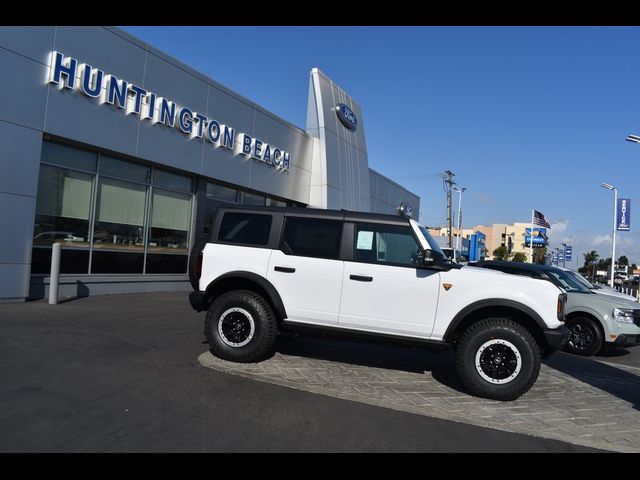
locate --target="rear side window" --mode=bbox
[281,217,342,259]
[218,212,272,246]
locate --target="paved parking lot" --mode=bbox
[200,331,640,452]
[1,291,638,452]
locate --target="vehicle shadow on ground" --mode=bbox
[269,333,467,393]
[543,352,640,411]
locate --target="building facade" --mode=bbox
[0,26,419,302]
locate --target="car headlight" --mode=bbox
[613,308,636,324]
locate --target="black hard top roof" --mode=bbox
[216,205,413,226]
[472,260,561,272]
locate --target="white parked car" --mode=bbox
[188,207,570,401]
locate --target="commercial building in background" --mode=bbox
[430,223,544,262]
[475,223,546,262]
[0,26,419,302]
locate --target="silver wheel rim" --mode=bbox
[475,339,522,384]
[218,307,255,348]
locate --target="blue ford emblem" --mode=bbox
[336,103,357,131]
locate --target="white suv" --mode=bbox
[189,207,569,401]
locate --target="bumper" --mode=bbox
[544,325,570,351]
[189,291,207,312]
[612,334,640,347]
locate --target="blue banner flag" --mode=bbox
[617,198,631,231]
[565,245,572,262]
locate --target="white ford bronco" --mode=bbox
[189,206,569,401]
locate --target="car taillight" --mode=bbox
[195,254,203,279]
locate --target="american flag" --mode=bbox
[533,210,551,229]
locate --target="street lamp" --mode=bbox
[601,182,617,288]
[453,187,467,253]
[625,134,640,144]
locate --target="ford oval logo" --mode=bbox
[336,103,357,131]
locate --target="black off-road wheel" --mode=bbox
[564,316,603,357]
[455,318,541,401]
[205,290,277,363]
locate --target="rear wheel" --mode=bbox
[564,316,603,356]
[205,290,277,363]
[456,318,540,401]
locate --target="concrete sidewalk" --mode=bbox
[0,292,610,452]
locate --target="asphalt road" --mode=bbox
[594,343,640,369]
[0,292,606,452]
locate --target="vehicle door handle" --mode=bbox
[274,266,296,273]
[350,275,373,282]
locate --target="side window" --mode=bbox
[354,223,421,268]
[218,212,272,246]
[281,217,342,259]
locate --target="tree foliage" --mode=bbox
[512,252,527,262]
[493,245,508,260]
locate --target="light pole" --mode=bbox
[561,243,567,268]
[601,182,617,288]
[453,187,467,252]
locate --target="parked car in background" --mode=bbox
[469,261,640,356]
[561,268,638,303]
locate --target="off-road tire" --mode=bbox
[188,234,210,290]
[205,290,277,363]
[455,318,541,401]
[564,316,603,357]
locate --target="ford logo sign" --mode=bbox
[336,103,358,131]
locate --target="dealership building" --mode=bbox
[0,26,420,303]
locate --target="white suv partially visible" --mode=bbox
[188,207,569,401]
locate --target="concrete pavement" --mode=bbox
[0,292,616,452]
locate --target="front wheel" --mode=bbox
[564,316,603,356]
[455,318,541,401]
[205,290,277,363]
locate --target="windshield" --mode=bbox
[545,269,592,293]
[417,225,446,256]
[565,270,595,289]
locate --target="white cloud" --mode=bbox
[593,234,611,246]
[550,219,568,234]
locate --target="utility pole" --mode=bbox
[443,170,456,248]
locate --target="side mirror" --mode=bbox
[421,249,445,268]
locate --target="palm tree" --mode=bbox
[583,250,600,282]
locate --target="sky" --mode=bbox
[121,26,640,268]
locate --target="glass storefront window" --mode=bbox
[267,197,287,207]
[241,191,266,206]
[41,141,97,172]
[32,140,231,277]
[206,182,238,203]
[100,155,150,184]
[147,189,192,254]
[33,164,93,249]
[93,177,147,251]
[154,169,192,193]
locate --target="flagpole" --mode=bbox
[530,209,534,263]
